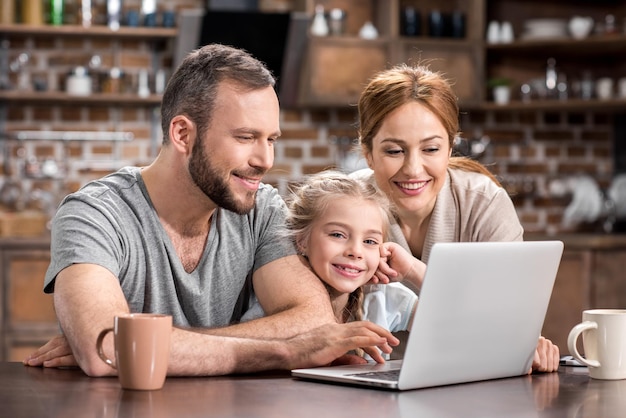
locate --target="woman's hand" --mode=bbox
[529,336,560,373]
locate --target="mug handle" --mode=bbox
[96,327,116,369]
[567,321,601,368]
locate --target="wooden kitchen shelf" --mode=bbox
[0,23,177,39]
[470,98,626,112]
[487,34,626,56]
[0,90,163,105]
[485,0,626,107]
[297,0,485,107]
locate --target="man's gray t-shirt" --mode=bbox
[44,167,295,327]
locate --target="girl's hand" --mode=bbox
[370,242,426,291]
[371,253,398,284]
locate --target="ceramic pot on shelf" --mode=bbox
[493,85,511,105]
[568,16,594,39]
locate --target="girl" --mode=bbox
[242,170,417,336]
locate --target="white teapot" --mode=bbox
[568,16,594,39]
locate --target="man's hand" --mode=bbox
[23,334,78,368]
[285,321,399,369]
[529,336,560,373]
[330,353,370,366]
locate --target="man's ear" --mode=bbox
[169,115,196,156]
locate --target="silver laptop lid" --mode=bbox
[397,241,563,390]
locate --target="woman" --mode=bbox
[351,63,559,372]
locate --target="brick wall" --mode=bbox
[270,107,616,236]
[461,109,614,235]
[0,0,617,235]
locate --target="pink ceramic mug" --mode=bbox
[97,313,172,390]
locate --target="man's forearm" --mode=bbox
[166,328,290,376]
[188,302,336,339]
[168,321,399,376]
[168,296,338,375]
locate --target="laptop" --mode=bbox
[292,240,564,391]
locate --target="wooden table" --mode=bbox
[0,362,623,417]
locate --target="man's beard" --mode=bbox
[188,140,263,215]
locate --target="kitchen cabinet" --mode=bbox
[391,0,485,106]
[533,235,626,355]
[298,0,626,109]
[299,36,389,106]
[0,23,177,146]
[297,0,485,107]
[484,0,626,109]
[0,23,177,103]
[0,23,178,200]
[2,233,626,361]
[0,237,55,361]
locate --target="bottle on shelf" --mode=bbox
[141,0,157,27]
[579,71,594,100]
[545,58,557,99]
[0,0,15,24]
[328,8,346,36]
[23,0,44,25]
[557,73,568,101]
[310,5,329,37]
[400,7,420,37]
[50,0,64,26]
[107,0,122,30]
[137,69,150,97]
[80,0,92,27]
[103,67,123,94]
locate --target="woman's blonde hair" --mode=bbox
[286,170,393,323]
[357,63,501,186]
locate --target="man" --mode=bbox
[24,44,397,376]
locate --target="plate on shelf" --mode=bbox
[524,18,568,29]
[520,32,569,41]
[522,18,568,39]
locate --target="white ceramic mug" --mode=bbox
[567,309,626,380]
[499,21,514,43]
[486,21,500,43]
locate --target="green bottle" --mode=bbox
[50,0,64,25]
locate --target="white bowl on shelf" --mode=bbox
[568,16,594,40]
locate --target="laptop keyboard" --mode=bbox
[347,369,401,381]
